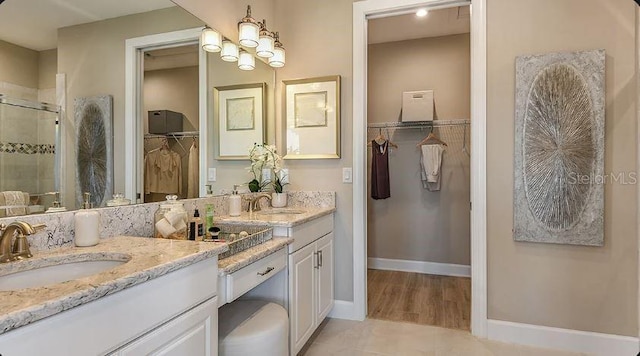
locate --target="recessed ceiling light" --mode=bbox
[416,9,428,17]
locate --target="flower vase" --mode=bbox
[271,193,287,208]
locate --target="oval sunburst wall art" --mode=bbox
[513,50,605,246]
[74,96,113,209]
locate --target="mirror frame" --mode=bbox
[124,27,209,203]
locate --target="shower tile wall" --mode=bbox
[0,82,56,200]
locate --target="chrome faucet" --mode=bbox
[247,193,272,213]
[0,221,45,263]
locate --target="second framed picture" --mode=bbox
[214,83,266,160]
[283,76,341,159]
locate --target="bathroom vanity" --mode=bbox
[0,193,335,356]
[217,207,335,355]
[0,237,227,355]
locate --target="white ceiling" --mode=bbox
[0,0,176,51]
[368,6,470,45]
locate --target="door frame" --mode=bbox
[124,27,209,203]
[351,0,488,337]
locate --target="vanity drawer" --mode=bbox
[288,213,334,253]
[226,249,287,303]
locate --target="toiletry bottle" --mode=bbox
[74,192,100,247]
[205,204,214,237]
[229,185,242,216]
[192,205,204,240]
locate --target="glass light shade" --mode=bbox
[256,34,275,58]
[220,41,239,62]
[239,22,260,48]
[201,27,222,52]
[269,46,285,68]
[238,51,255,71]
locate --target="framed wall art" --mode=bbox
[215,82,266,160]
[283,76,340,159]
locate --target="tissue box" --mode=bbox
[402,90,433,122]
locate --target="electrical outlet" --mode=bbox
[208,168,216,182]
[342,167,353,183]
[280,168,290,184]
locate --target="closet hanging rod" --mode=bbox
[367,119,470,129]
[144,131,200,139]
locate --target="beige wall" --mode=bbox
[367,34,470,265]
[172,0,274,44]
[144,66,200,132]
[0,39,39,89]
[273,0,355,301]
[487,0,637,336]
[38,49,57,90]
[175,0,639,335]
[57,7,203,208]
[368,34,470,122]
[206,53,276,193]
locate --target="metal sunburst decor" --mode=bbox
[523,63,595,230]
[514,50,605,246]
[74,96,113,208]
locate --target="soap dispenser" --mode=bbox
[229,185,242,216]
[74,192,100,247]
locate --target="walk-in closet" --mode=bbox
[366,5,472,331]
[142,45,200,202]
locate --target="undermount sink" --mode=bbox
[0,253,131,291]
[256,209,306,216]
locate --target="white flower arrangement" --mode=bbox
[247,143,286,192]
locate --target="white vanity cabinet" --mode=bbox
[0,257,219,356]
[285,214,334,355]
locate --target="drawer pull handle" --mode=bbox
[257,267,275,276]
[318,250,323,267]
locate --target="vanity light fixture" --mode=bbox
[416,8,429,17]
[269,32,285,68]
[220,39,239,62]
[201,26,222,52]
[238,5,260,48]
[238,50,255,71]
[256,20,275,58]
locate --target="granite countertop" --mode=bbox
[216,206,336,227]
[0,236,227,335]
[218,237,293,275]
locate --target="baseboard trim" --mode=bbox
[487,319,638,356]
[328,300,362,320]
[367,257,471,277]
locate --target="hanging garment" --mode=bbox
[371,140,391,199]
[187,142,199,198]
[420,144,445,192]
[145,148,182,195]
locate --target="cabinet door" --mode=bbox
[316,233,334,324]
[289,243,316,355]
[113,297,218,356]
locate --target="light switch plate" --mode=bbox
[262,168,272,182]
[280,168,290,184]
[208,168,216,182]
[342,167,353,183]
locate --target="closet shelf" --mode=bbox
[144,131,199,139]
[367,119,469,129]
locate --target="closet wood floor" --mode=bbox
[367,269,471,331]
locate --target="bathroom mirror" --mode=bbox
[0,0,275,216]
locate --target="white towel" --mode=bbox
[420,145,444,191]
[2,191,28,216]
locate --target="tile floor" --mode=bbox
[301,318,584,356]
